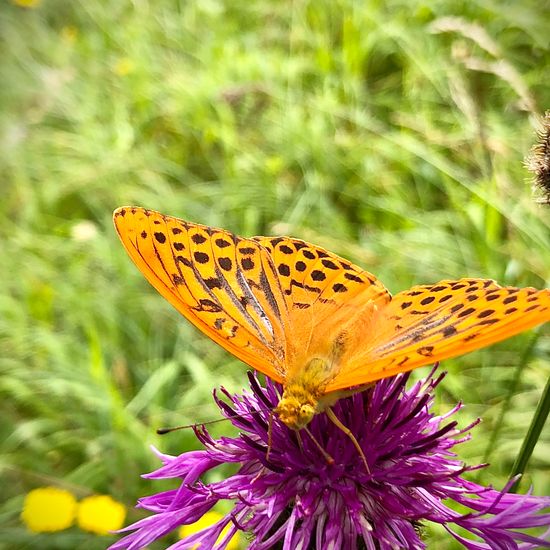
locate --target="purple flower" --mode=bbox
[110,369,550,549]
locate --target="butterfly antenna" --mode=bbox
[156,410,262,435]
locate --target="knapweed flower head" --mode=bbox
[110,369,550,549]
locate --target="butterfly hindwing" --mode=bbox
[113,207,288,382]
[253,235,392,381]
[326,278,550,391]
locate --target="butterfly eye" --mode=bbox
[299,404,315,424]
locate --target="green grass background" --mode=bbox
[1,0,549,548]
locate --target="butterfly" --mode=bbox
[113,206,550,434]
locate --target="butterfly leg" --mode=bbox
[325,407,370,473]
[303,426,335,466]
[266,410,274,463]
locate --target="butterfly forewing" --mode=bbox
[326,278,550,391]
[252,236,390,314]
[113,207,288,381]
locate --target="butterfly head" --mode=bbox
[274,357,333,429]
[274,394,317,430]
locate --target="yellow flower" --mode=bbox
[114,58,135,76]
[21,487,77,533]
[12,0,41,7]
[76,495,126,535]
[179,511,241,550]
[61,26,78,44]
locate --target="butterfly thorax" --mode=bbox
[274,357,331,430]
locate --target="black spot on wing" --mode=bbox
[191,233,207,244]
[321,259,338,270]
[278,264,290,276]
[198,299,223,313]
[417,346,434,357]
[344,273,363,283]
[477,309,495,318]
[216,238,231,248]
[205,277,222,289]
[279,245,293,254]
[194,251,210,264]
[241,257,255,270]
[219,257,232,271]
[457,307,475,318]
[311,270,326,281]
[442,326,457,337]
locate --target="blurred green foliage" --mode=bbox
[1,0,549,547]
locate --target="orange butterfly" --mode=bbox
[114,207,550,434]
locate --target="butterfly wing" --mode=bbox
[252,236,390,312]
[115,210,549,396]
[113,207,289,382]
[326,278,550,391]
[253,236,391,378]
